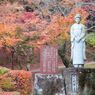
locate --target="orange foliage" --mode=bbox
[68,7,89,24]
[0,23,21,47]
[0,3,89,49]
[9,70,32,95]
[30,7,88,48]
[0,69,32,95]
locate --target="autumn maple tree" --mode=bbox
[0,0,91,69]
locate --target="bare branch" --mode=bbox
[87,26,95,31]
[82,2,95,6]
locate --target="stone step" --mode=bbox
[84,61,95,68]
[31,62,95,73]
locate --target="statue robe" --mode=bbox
[70,23,86,65]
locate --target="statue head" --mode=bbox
[74,14,81,24]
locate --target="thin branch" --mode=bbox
[32,3,44,18]
[87,26,95,31]
[55,0,67,16]
[82,2,95,6]
[57,6,66,16]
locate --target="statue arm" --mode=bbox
[70,26,75,42]
[78,25,87,41]
[70,26,75,60]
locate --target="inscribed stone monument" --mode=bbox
[40,45,58,74]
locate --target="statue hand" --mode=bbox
[77,39,81,43]
[78,38,82,42]
[75,38,80,43]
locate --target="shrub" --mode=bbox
[0,77,16,91]
[0,68,32,95]
[0,67,9,75]
[86,33,95,47]
[8,70,32,95]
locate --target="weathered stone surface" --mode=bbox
[63,68,95,95]
[34,73,65,95]
[33,68,95,95]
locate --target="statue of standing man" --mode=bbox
[70,14,87,68]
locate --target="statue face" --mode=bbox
[75,17,81,24]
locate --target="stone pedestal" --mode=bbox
[63,68,78,95]
[63,68,95,95]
